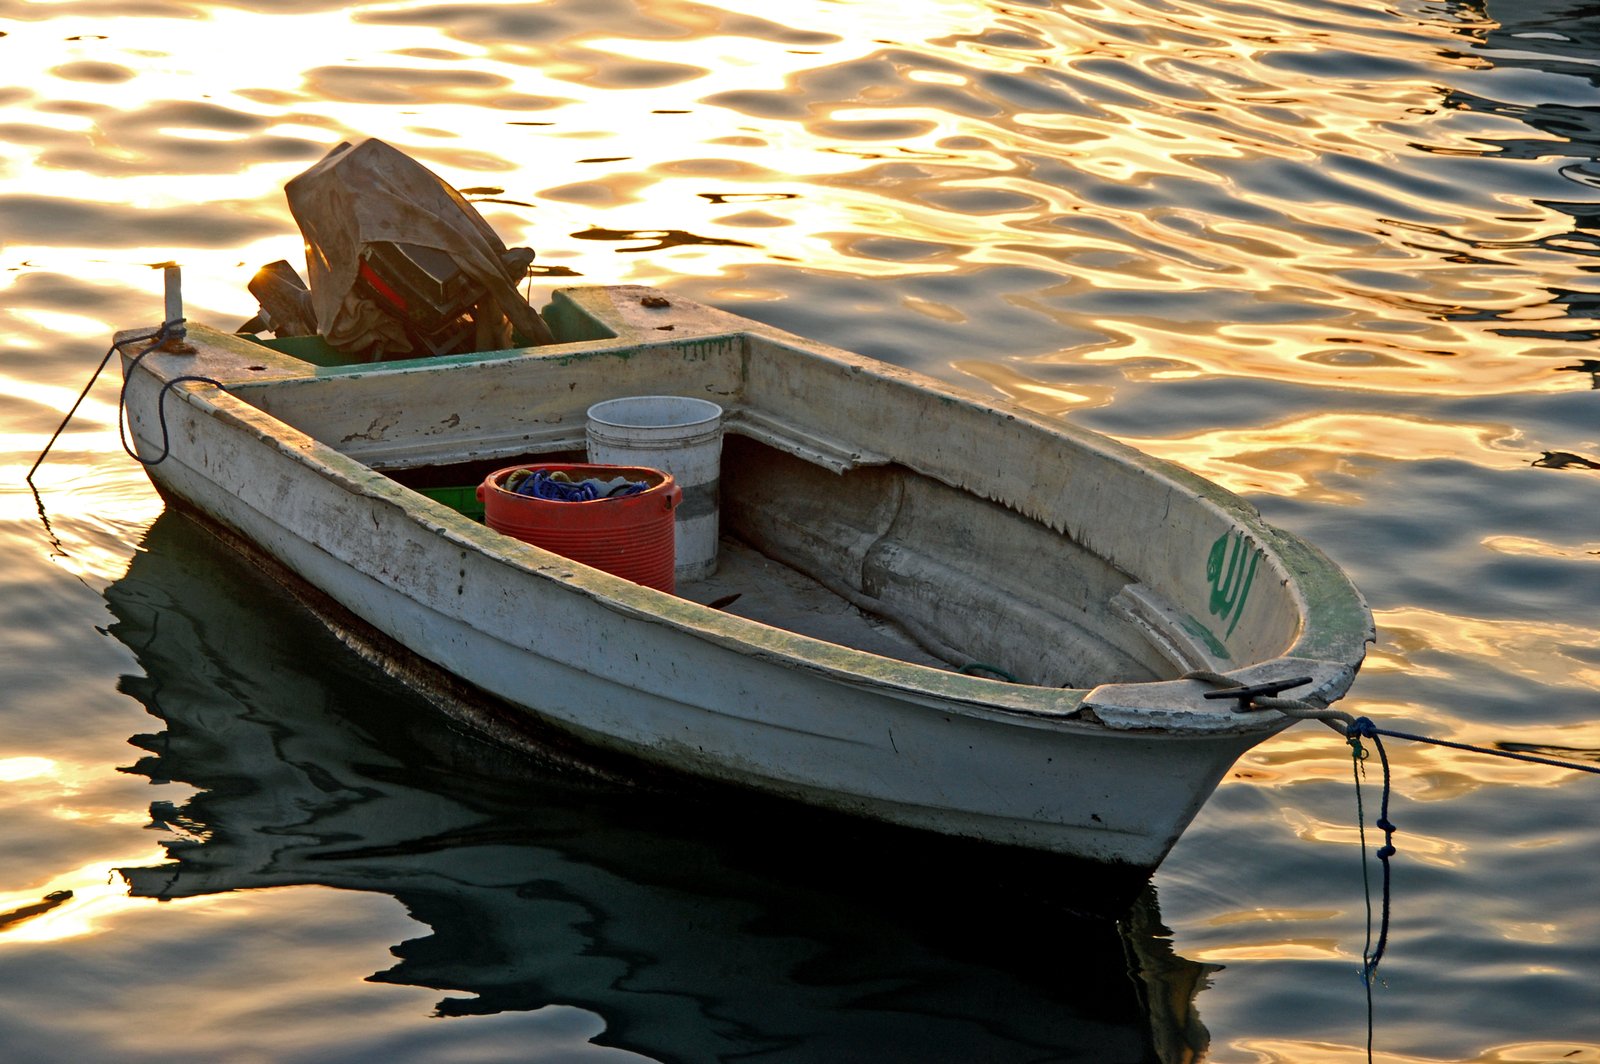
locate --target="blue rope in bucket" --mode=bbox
[509,469,650,502]
[517,470,602,501]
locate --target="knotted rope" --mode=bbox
[1181,668,1394,1061]
[1182,668,1599,1060]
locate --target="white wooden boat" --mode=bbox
[118,284,1373,874]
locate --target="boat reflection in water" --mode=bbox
[112,512,1214,1062]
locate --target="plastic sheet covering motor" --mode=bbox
[250,138,556,359]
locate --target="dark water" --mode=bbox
[2,0,1598,1060]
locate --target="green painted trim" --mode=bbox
[1179,613,1232,662]
[311,344,532,376]
[541,290,622,343]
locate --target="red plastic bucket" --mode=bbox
[477,464,682,592]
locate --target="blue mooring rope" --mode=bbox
[1348,721,1388,1063]
[1356,722,1600,777]
[1178,669,1600,1061]
[1346,717,1395,1064]
[1339,715,1597,985]
[1344,714,1600,1062]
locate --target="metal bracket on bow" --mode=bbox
[1201,675,1313,712]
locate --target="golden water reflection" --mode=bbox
[0,850,171,946]
[1235,710,1600,801]
[1,0,1592,397]
[1191,939,1346,964]
[1376,606,1600,695]
[1233,1042,1600,1064]
[0,757,57,784]
[1483,534,1600,563]
[1203,906,1342,927]
[955,360,1119,415]
[1282,806,1462,865]
[4,0,1600,1058]
[1121,413,1529,501]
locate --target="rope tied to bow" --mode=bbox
[1181,664,1599,1047]
[28,319,224,480]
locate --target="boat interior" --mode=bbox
[378,436,1180,691]
[219,297,1244,693]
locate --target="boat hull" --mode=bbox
[117,286,1369,872]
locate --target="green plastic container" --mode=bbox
[418,485,485,522]
[243,333,352,368]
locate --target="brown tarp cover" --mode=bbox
[285,138,552,354]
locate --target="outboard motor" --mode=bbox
[354,240,538,355]
[247,138,554,359]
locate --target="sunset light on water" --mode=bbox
[2,0,1598,1059]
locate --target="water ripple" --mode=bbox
[3,0,1600,1058]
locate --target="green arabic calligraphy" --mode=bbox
[1206,531,1259,639]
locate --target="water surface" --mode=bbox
[2,0,1598,1060]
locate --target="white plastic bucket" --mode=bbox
[586,396,724,582]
